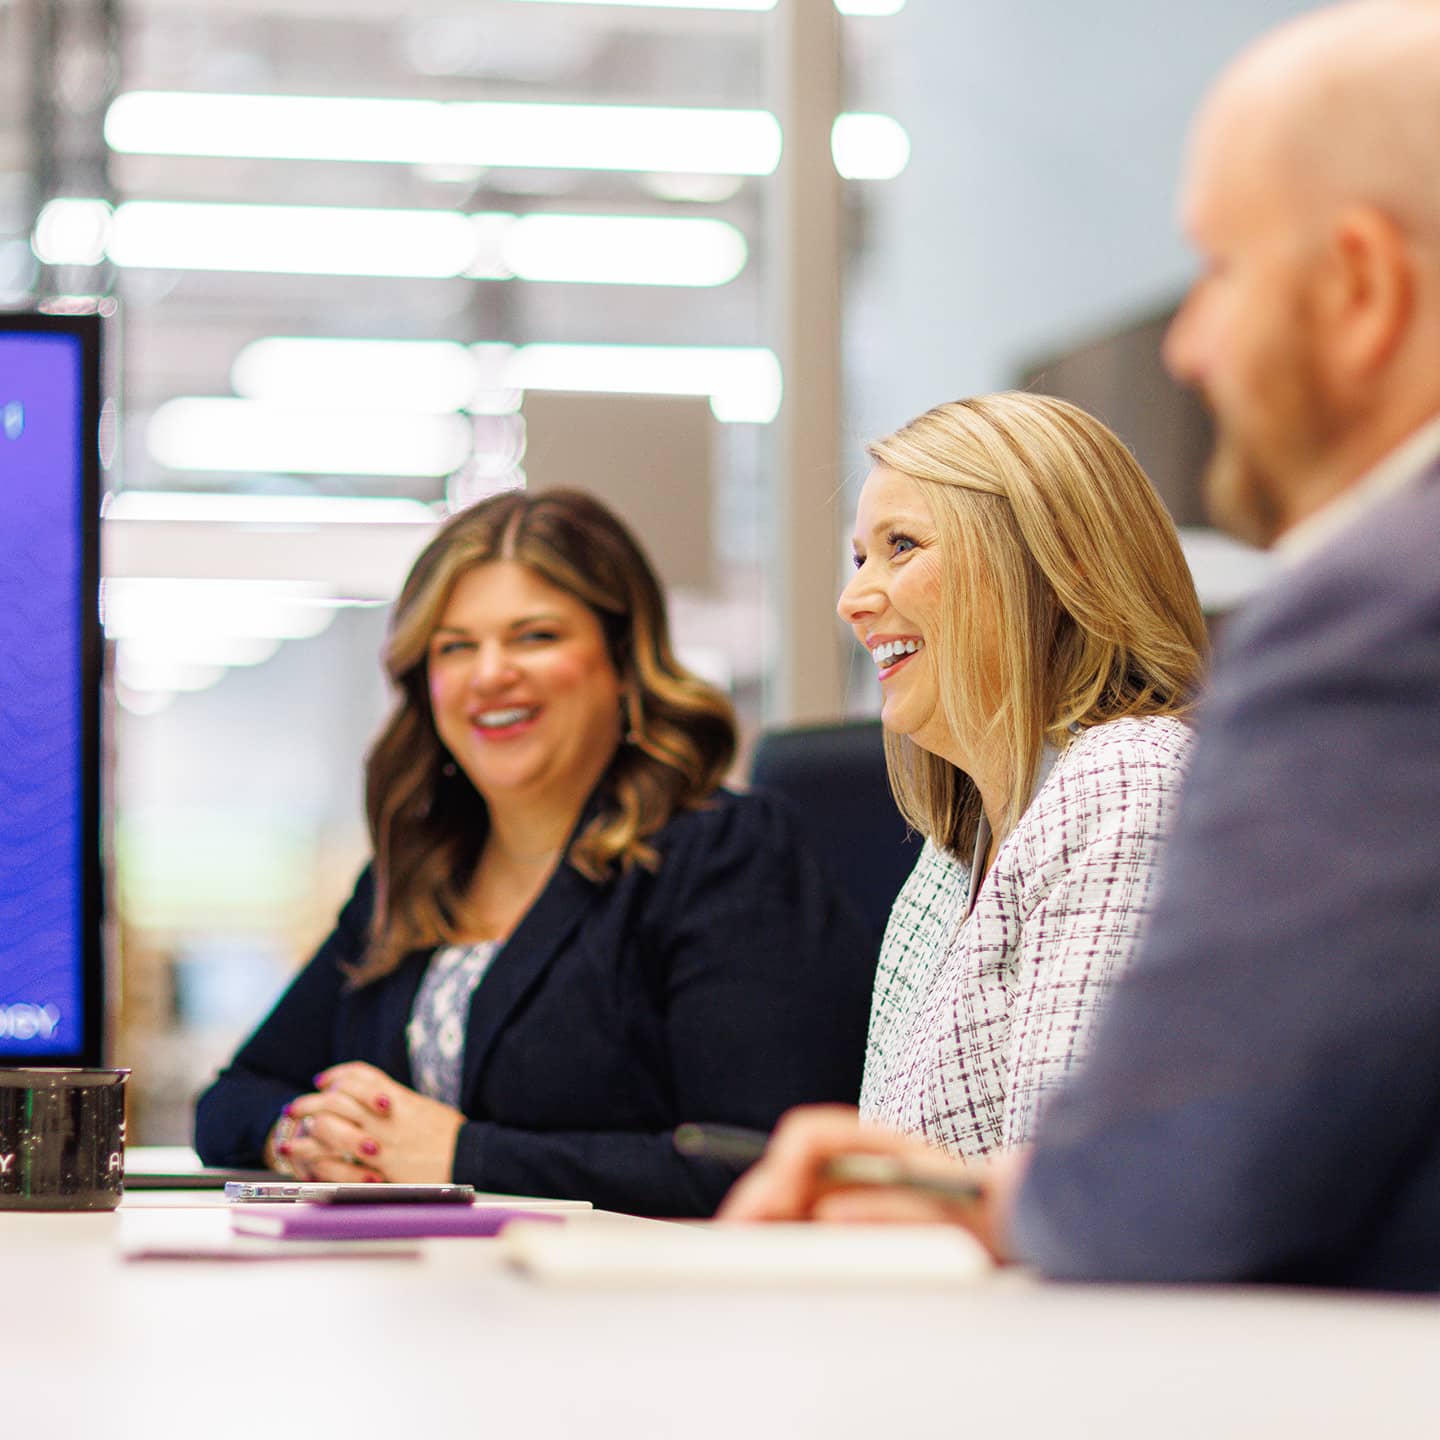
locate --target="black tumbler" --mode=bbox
[0,1068,129,1211]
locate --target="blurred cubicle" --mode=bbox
[0,0,1317,1140]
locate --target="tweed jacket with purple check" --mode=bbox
[859,715,1193,1158]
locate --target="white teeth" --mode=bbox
[870,638,923,668]
[474,707,535,728]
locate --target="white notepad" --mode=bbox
[499,1221,992,1287]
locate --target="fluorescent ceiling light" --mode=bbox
[228,337,782,423]
[119,634,282,669]
[509,344,782,423]
[500,214,746,287]
[233,339,477,414]
[107,92,784,176]
[502,0,905,10]
[509,0,775,8]
[115,656,227,694]
[32,197,112,266]
[102,578,339,642]
[831,113,910,180]
[108,201,480,278]
[232,338,521,417]
[106,93,450,164]
[36,199,747,286]
[639,173,745,204]
[147,398,473,477]
[104,491,438,526]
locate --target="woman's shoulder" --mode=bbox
[1008,716,1194,893]
[1061,712,1194,776]
[1018,715,1193,848]
[651,785,798,857]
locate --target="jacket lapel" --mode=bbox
[370,954,428,1087]
[457,859,598,1109]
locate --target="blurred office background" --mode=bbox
[1,0,1316,1139]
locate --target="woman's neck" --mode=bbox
[483,797,583,866]
[477,746,615,867]
[919,727,1009,849]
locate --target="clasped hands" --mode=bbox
[717,1104,1023,1263]
[270,1061,465,1184]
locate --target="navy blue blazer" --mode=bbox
[1014,459,1440,1290]
[195,789,875,1216]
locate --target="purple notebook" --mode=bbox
[230,1204,563,1241]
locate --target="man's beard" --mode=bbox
[1202,433,1287,549]
[1200,327,1336,550]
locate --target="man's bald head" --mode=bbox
[1166,0,1440,546]
[1198,0,1440,243]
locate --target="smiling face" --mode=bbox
[838,464,960,758]
[426,559,624,810]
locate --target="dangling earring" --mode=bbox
[621,691,642,746]
[441,759,457,777]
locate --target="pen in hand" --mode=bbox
[672,1122,984,1205]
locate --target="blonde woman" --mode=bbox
[840,392,1206,1158]
[196,489,874,1216]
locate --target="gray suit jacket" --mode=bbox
[1013,457,1440,1290]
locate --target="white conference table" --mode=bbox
[4,1189,1439,1440]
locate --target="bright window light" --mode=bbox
[508,344,782,423]
[831,113,911,180]
[103,491,438,527]
[147,399,474,478]
[501,215,746,287]
[32,197,113,266]
[108,201,481,278]
[102,578,340,643]
[106,92,784,176]
[233,339,477,414]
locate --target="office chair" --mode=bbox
[749,719,919,951]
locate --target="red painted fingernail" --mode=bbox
[360,1140,379,1157]
[278,1142,292,1156]
[282,1103,295,1117]
[365,1174,379,1183]
[313,1073,326,1087]
[374,1095,391,1111]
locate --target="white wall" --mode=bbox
[848,0,1323,445]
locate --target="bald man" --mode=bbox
[724,0,1440,1290]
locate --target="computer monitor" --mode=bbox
[0,311,104,1066]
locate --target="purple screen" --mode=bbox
[0,332,86,1055]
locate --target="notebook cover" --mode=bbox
[230,1203,565,1241]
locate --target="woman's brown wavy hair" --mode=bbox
[867,392,1208,858]
[353,487,736,985]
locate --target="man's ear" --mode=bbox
[1319,205,1416,386]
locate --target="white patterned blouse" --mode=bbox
[859,714,1193,1158]
[406,941,500,1108]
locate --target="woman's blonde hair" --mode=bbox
[867,391,1207,856]
[354,488,735,984]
